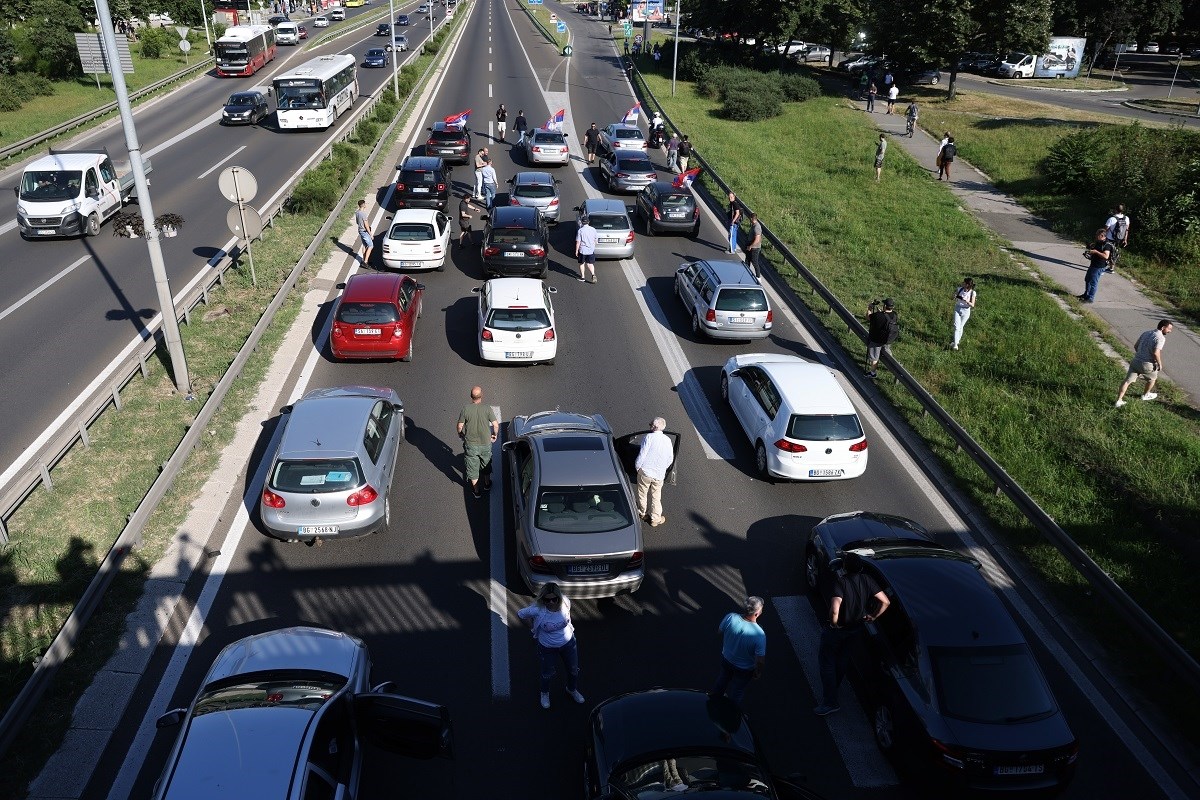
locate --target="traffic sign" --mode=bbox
[563,44,573,56]
[219,167,258,203]
[549,12,557,21]
[556,21,566,32]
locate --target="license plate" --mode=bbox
[299,525,339,536]
[38,229,55,235]
[728,316,753,324]
[398,261,421,267]
[505,351,533,358]
[568,564,609,575]
[600,238,619,244]
[809,468,845,477]
[995,765,1044,775]
[503,251,524,257]
[412,187,429,193]
[354,327,382,335]
[667,212,685,218]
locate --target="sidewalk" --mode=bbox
[864,101,1199,408]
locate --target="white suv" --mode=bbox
[475,278,558,365]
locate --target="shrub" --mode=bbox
[287,167,341,214]
[353,119,380,145]
[777,72,820,102]
[678,49,711,82]
[720,85,783,120]
[12,72,54,99]
[0,84,23,111]
[696,65,760,100]
[330,142,362,181]
[139,32,163,59]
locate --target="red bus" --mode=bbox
[215,25,277,77]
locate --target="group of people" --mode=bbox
[1078,204,1131,303]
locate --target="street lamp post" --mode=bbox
[388,0,399,98]
[670,0,679,96]
[198,0,212,51]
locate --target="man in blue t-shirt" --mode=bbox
[710,596,766,704]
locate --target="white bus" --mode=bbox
[214,25,277,77]
[272,54,359,130]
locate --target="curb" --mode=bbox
[1122,100,1200,118]
[982,78,1128,92]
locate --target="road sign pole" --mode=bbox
[232,169,258,286]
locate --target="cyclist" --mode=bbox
[904,100,919,138]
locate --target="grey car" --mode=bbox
[575,198,635,259]
[524,127,570,166]
[152,627,452,800]
[505,411,677,599]
[507,171,563,222]
[597,123,646,155]
[260,386,404,543]
[598,148,657,193]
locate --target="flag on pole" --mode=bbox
[672,167,701,189]
[444,109,471,128]
[621,102,641,124]
[546,108,565,131]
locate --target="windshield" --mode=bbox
[616,128,643,140]
[661,193,692,208]
[367,48,385,57]
[514,183,555,198]
[430,130,465,143]
[215,44,249,65]
[930,644,1056,723]
[533,133,565,144]
[786,414,864,441]
[194,676,342,716]
[274,80,323,110]
[535,485,634,533]
[271,458,363,493]
[615,754,771,798]
[226,93,258,107]
[20,170,83,201]
[617,158,654,173]
[1005,52,1028,63]
[486,308,551,331]
[714,288,767,312]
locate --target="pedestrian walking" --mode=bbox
[745,211,762,277]
[1104,203,1132,273]
[709,596,766,705]
[473,147,489,200]
[874,134,887,182]
[1116,320,1172,407]
[456,385,499,498]
[584,122,600,164]
[514,109,529,146]
[726,192,741,254]
[904,100,919,137]
[517,583,585,709]
[576,214,598,283]
[458,192,473,247]
[480,156,498,210]
[864,298,899,377]
[885,83,899,114]
[677,135,693,173]
[935,131,950,179]
[951,277,976,350]
[938,136,956,180]
[866,81,877,112]
[635,417,673,527]
[355,199,372,266]
[814,554,890,716]
[495,103,508,140]
[666,132,680,172]
[1079,228,1113,304]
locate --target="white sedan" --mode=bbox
[381,209,451,271]
[721,353,868,481]
[313,15,329,27]
[475,278,558,365]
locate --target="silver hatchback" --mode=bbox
[575,198,635,259]
[598,148,657,193]
[507,171,563,222]
[260,386,404,542]
[524,127,570,165]
[675,259,773,340]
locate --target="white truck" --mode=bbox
[15,147,150,238]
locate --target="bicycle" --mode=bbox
[905,116,916,138]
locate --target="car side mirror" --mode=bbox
[481,214,490,221]
[371,680,397,693]
[336,282,346,289]
[415,284,425,291]
[156,709,186,728]
[547,286,558,294]
[472,286,482,293]
[729,369,743,378]
[554,179,562,185]
[280,404,294,414]
[427,127,434,132]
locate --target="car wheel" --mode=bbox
[545,358,555,366]
[608,176,617,192]
[85,212,101,237]
[755,441,771,479]
[873,702,898,754]
[645,218,655,236]
[688,223,700,239]
[805,548,820,592]
[720,372,730,402]
[400,337,413,362]
[436,259,445,272]
[929,75,939,85]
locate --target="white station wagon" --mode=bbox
[382,209,452,271]
[475,278,558,365]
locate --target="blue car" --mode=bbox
[364,47,390,67]
[396,13,410,25]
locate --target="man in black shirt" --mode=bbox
[864,298,899,378]
[1079,227,1113,303]
[458,193,473,247]
[514,109,529,146]
[815,553,890,716]
[584,122,600,164]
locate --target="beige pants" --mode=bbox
[636,470,665,524]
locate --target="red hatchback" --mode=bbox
[330,273,424,361]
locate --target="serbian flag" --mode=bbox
[546,108,565,131]
[672,167,701,189]
[621,102,641,124]
[444,109,471,128]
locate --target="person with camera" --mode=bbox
[1079,227,1113,304]
[865,298,899,378]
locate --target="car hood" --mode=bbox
[204,627,361,683]
[936,711,1075,754]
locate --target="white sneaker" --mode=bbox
[540,692,550,709]
[1115,400,1127,408]
[567,688,585,704]
[1142,392,1159,401]
[951,343,959,350]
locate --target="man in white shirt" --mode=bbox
[635,417,674,527]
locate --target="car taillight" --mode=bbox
[930,739,984,771]
[705,308,716,322]
[262,488,286,508]
[531,146,542,153]
[849,439,868,452]
[332,324,344,339]
[543,328,555,341]
[766,310,773,323]
[510,196,520,205]
[548,197,559,207]
[483,245,500,256]
[437,182,446,192]
[693,207,700,219]
[616,172,629,178]
[393,326,404,338]
[652,207,661,220]
[650,173,657,180]
[627,550,644,568]
[625,231,635,244]
[347,485,379,506]
[528,555,554,574]
[529,246,546,256]
[426,140,435,148]
[775,439,807,453]
[481,329,493,341]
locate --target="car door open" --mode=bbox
[614,430,681,484]
[354,691,453,759]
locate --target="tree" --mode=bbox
[0,27,16,75]
[872,0,974,97]
[25,0,86,79]
[807,0,866,63]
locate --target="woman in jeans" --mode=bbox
[518,583,585,709]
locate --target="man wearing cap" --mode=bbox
[480,155,498,210]
[634,417,673,527]
[865,298,899,379]
[575,214,598,283]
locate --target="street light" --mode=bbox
[670,0,679,96]
[198,0,212,51]
[388,0,399,98]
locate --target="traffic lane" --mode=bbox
[949,72,1171,125]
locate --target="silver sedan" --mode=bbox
[524,127,570,166]
[507,171,563,222]
[576,198,636,259]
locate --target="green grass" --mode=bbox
[996,76,1122,89]
[1130,97,1200,114]
[636,69,1200,731]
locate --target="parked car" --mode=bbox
[999,52,1035,78]
[396,13,410,25]
[330,272,424,360]
[524,127,570,166]
[313,15,329,27]
[507,171,563,222]
[903,67,942,85]
[1144,41,1160,53]
[424,120,470,163]
[480,205,550,278]
[598,148,657,193]
[297,24,308,39]
[839,54,880,72]
[1163,43,1181,55]
[376,22,391,35]
[381,209,451,271]
[364,47,390,67]
[475,278,558,365]
[675,259,771,341]
[720,353,868,480]
[805,513,1078,791]
[220,90,270,125]
[598,123,647,154]
[801,44,830,62]
[392,155,451,211]
[575,198,635,259]
[151,627,451,800]
[259,385,406,541]
[774,39,808,54]
[585,689,826,800]
[634,180,699,236]
[268,14,288,25]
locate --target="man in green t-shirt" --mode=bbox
[456,385,499,499]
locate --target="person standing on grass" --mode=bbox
[1116,320,1172,407]
[495,103,508,141]
[746,212,762,277]
[456,385,499,499]
[678,135,693,173]
[886,83,899,113]
[939,136,957,180]
[858,70,869,99]
[874,134,887,182]
[951,277,976,350]
[1079,227,1113,304]
[865,298,899,378]
[866,80,877,112]
[1104,203,1132,274]
[355,199,372,266]
[726,192,742,254]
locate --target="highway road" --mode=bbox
[13,4,1199,799]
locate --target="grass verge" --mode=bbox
[636,69,1200,739]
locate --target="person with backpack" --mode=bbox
[677,135,693,174]
[864,298,899,378]
[1104,204,1131,273]
[904,100,919,137]
[938,136,957,180]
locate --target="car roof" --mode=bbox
[401,155,445,171]
[512,171,555,185]
[580,197,627,215]
[814,511,936,551]
[534,430,617,485]
[485,277,549,308]
[612,148,651,160]
[514,410,609,437]
[647,180,692,195]
[391,208,442,224]
[279,392,380,459]
[731,354,857,415]
[692,259,760,284]
[610,125,642,135]
[340,272,403,302]
[28,151,108,171]
[366,47,385,53]
[204,627,363,683]
[489,205,540,226]
[431,121,462,132]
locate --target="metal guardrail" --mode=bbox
[0,11,466,760]
[630,65,1200,695]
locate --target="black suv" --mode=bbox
[634,180,699,236]
[481,206,549,279]
[425,121,471,164]
[393,155,451,211]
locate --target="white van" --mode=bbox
[330,7,345,20]
[999,52,1035,78]
[275,21,299,44]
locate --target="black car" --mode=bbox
[393,155,451,211]
[585,689,826,800]
[396,13,410,25]
[425,121,471,164]
[634,181,699,236]
[375,22,391,35]
[220,90,270,125]
[480,205,549,278]
[363,47,390,68]
[268,14,288,25]
[806,512,1078,792]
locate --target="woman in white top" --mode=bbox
[952,277,977,350]
[517,582,584,709]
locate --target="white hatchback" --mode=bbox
[475,278,558,365]
[721,353,868,481]
[382,209,451,271]
[313,15,329,27]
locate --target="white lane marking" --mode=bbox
[0,255,92,326]
[489,61,492,71]
[773,596,898,788]
[0,220,16,236]
[488,409,510,699]
[489,82,493,97]
[145,111,223,159]
[196,146,247,180]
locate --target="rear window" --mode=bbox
[514,183,555,198]
[786,414,864,441]
[401,170,441,185]
[930,645,1056,723]
[485,308,551,330]
[271,458,362,493]
[661,193,692,208]
[714,288,767,312]
[617,158,653,173]
[535,485,635,533]
[389,223,435,241]
[490,229,540,245]
[533,133,565,144]
[429,130,464,143]
[337,301,400,324]
[616,129,643,141]
[589,214,629,231]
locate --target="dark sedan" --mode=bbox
[839,54,881,72]
[220,90,270,125]
[425,121,471,164]
[634,180,699,236]
[480,205,549,278]
[375,22,391,35]
[363,47,390,67]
